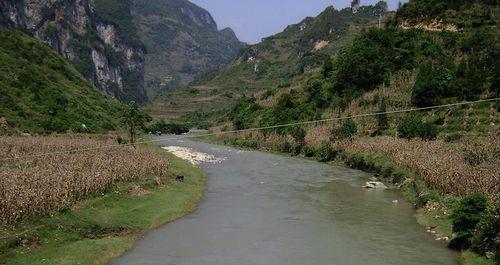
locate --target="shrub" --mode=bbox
[411,61,456,108]
[449,193,489,250]
[340,118,358,139]
[316,141,336,162]
[148,120,189,135]
[376,99,389,133]
[398,114,437,140]
[302,145,317,157]
[471,204,499,256]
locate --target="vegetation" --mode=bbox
[0,29,123,134]
[0,134,167,224]
[122,102,152,144]
[0,139,206,264]
[147,120,190,135]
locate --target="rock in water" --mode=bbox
[363,181,388,189]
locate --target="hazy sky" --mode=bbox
[190,1,404,44]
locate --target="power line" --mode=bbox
[2,98,498,162]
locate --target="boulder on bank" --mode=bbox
[364,181,388,189]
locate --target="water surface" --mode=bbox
[112,137,458,265]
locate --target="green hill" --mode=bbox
[147,2,388,119]
[0,29,123,134]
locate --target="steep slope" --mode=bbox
[0,28,122,133]
[131,0,244,98]
[0,0,148,103]
[148,2,387,118]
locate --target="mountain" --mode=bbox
[148,2,387,119]
[213,0,498,138]
[131,0,245,98]
[0,0,243,102]
[0,28,122,134]
[0,0,148,103]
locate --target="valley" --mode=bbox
[0,0,498,264]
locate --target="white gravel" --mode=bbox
[162,146,226,166]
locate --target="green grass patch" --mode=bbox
[0,144,206,265]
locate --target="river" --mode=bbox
[112,137,458,265]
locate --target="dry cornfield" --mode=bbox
[338,135,500,201]
[0,134,168,224]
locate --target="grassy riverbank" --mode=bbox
[199,135,495,265]
[0,142,206,265]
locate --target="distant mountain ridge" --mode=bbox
[132,0,245,98]
[148,2,387,119]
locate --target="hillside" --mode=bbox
[147,2,388,119]
[132,0,244,98]
[0,0,243,103]
[0,29,122,134]
[0,0,148,103]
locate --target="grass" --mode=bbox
[0,143,206,265]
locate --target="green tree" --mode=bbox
[341,118,358,139]
[122,102,151,146]
[449,193,489,250]
[398,114,437,140]
[376,99,389,133]
[322,57,334,78]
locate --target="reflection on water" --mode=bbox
[112,137,458,265]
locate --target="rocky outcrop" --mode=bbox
[0,0,147,103]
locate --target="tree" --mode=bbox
[341,118,358,140]
[398,114,437,140]
[289,126,306,146]
[322,57,334,78]
[376,99,389,133]
[122,102,151,146]
[448,193,489,250]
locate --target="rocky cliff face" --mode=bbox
[0,0,147,103]
[131,0,245,98]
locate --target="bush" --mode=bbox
[471,204,499,256]
[398,114,437,140]
[148,120,189,135]
[340,118,358,139]
[302,146,317,157]
[316,141,336,162]
[449,193,489,251]
[411,61,454,107]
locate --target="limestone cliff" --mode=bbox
[0,0,147,103]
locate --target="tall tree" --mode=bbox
[122,102,151,146]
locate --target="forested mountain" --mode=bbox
[148,2,388,118]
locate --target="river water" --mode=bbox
[112,137,458,265]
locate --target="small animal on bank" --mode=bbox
[175,175,185,182]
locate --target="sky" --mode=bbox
[190,0,404,44]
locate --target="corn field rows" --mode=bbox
[0,135,168,224]
[339,135,499,201]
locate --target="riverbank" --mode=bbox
[0,142,206,265]
[198,135,494,265]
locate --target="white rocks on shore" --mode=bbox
[162,146,226,166]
